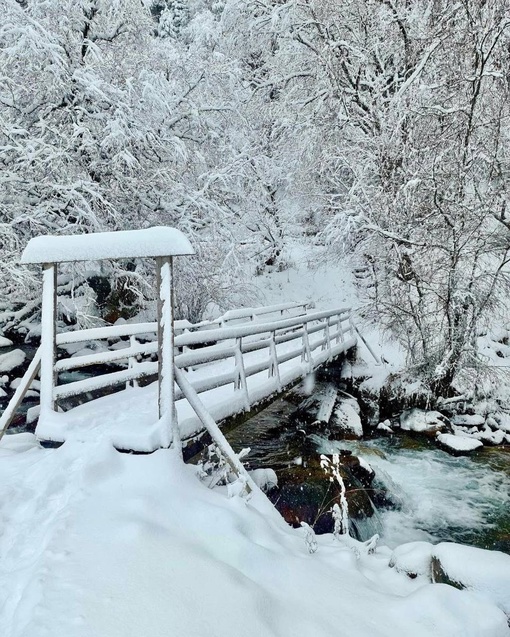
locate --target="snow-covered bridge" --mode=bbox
[0,228,357,471]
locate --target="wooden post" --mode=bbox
[234,337,250,411]
[302,321,313,373]
[337,313,344,344]
[269,331,281,391]
[127,335,139,389]
[156,256,181,455]
[40,263,57,418]
[325,320,331,354]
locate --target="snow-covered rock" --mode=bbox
[475,426,508,446]
[492,412,510,434]
[0,349,26,373]
[26,405,40,424]
[10,377,41,391]
[452,414,485,427]
[389,541,434,579]
[436,433,483,455]
[0,336,14,348]
[376,419,393,434]
[432,542,510,617]
[248,468,278,492]
[333,400,363,438]
[400,409,448,435]
[0,386,7,399]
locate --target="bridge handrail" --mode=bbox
[52,308,354,401]
[175,307,352,347]
[0,305,356,437]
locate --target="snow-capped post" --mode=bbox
[40,263,57,416]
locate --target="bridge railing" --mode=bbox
[51,306,354,403]
[0,304,356,440]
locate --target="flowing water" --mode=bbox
[226,395,510,553]
[315,434,510,552]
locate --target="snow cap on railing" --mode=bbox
[21,226,194,264]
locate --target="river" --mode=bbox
[226,393,510,554]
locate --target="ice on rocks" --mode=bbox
[0,348,26,373]
[0,336,14,347]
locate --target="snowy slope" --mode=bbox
[0,433,508,637]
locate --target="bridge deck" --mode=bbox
[37,332,356,452]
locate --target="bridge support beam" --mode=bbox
[156,256,181,455]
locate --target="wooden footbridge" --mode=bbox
[0,227,358,484]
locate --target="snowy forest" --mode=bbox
[2,0,510,399]
[2,3,510,637]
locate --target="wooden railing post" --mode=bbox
[126,335,139,389]
[156,255,181,455]
[336,313,344,344]
[234,337,250,411]
[302,321,313,373]
[269,331,281,390]
[40,263,57,419]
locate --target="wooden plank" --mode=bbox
[55,341,158,371]
[56,322,157,345]
[53,361,158,398]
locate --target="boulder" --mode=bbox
[376,419,394,435]
[0,349,26,374]
[452,414,485,427]
[432,542,510,617]
[436,433,483,456]
[389,541,434,580]
[331,399,363,439]
[400,409,449,436]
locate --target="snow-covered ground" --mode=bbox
[1,433,509,637]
